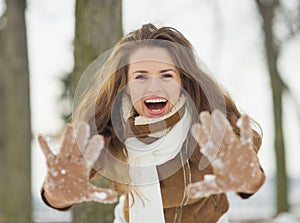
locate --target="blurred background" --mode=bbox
[0,0,300,222]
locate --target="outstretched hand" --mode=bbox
[186,110,264,199]
[38,122,118,208]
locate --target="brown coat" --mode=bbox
[41,109,260,222]
[123,134,229,223]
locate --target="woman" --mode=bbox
[38,23,265,223]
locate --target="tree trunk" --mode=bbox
[71,1,122,222]
[0,0,32,222]
[71,0,123,97]
[255,0,289,214]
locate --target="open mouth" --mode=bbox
[144,97,168,115]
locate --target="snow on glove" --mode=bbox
[38,122,118,208]
[186,110,265,199]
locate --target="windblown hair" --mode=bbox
[72,23,262,193]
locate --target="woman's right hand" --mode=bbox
[37,122,118,208]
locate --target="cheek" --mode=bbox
[128,82,144,104]
[130,95,144,116]
[164,82,182,105]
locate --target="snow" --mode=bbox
[93,192,108,200]
[230,212,300,223]
[272,213,300,223]
[214,158,224,168]
[204,174,216,182]
[49,168,58,177]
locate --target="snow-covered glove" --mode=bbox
[38,122,118,208]
[186,110,265,199]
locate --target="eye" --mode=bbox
[135,74,147,80]
[161,73,173,79]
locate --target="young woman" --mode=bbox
[38,23,265,223]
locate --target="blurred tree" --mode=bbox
[60,0,123,222]
[255,0,300,214]
[0,0,32,222]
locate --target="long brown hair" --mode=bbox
[72,23,262,192]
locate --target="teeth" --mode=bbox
[145,98,167,103]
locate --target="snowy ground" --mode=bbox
[229,213,300,223]
[230,212,300,223]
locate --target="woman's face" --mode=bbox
[127,47,182,118]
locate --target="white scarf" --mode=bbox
[124,101,192,223]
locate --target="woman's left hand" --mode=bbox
[186,110,265,199]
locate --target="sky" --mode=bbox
[1,0,300,219]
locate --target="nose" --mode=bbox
[147,76,162,93]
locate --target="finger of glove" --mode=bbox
[212,110,236,147]
[74,122,90,154]
[37,135,56,165]
[191,123,208,147]
[60,125,76,158]
[88,185,118,204]
[191,123,214,162]
[83,134,104,167]
[211,110,227,144]
[198,112,216,157]
[199,111,225,160]
[200,110,225,145]
[237,115,253,148]
[199,111,212,137]
[186,179,220,199]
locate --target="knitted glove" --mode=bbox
[186,110,265,199]
[38,122,118,208]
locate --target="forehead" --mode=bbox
[129,47,174,65]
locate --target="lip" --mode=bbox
[143,96,168,117]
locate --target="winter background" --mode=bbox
[2,0,300,222]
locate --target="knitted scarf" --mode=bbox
[122,95,192,223]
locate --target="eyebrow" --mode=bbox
[159,69,176,73]
[132,69,176,75]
